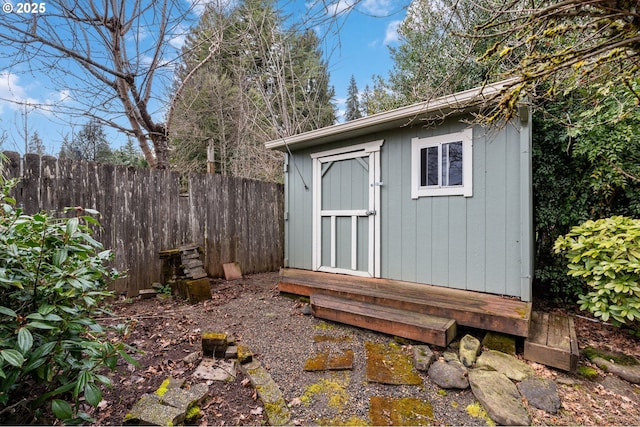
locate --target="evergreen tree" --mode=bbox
[112,138,148,167]
[364,0,498,114]
[344,75,363,121]
[59,119,113,163]
[28,131,45,155]
[168,0,334,180]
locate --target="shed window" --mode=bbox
[411,129,473,198]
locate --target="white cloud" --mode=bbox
[0,71,71,116]
[360,0,395,16]
[324,0,356,17]
[0,72,39,114]
[384,19,401,45]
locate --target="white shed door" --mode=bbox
[311,141,383,278]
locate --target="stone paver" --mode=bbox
[240,359,291,426]
[476,349,535,381]
[468,368,530,426]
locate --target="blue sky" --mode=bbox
[0,0,406,157]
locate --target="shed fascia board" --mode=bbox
[265,79,515,151]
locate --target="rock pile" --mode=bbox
[420,333,556,426]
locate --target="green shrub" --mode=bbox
[0,160,137,424]
[554,216,640,329]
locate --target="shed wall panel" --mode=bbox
[285,117,526,299]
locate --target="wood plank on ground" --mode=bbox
[311,294,457,347]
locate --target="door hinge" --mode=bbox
[370,181,384,187]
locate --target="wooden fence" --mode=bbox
[2,152,284,296]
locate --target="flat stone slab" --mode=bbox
[517,377,561,414]
[124,378,208,426]
[223,262,243,280]
[193,358,237,382]
[240,360,291,426]
[369,396,434,426]
[161,383,209,412]
[125,394,185,426]
[304,348,354,371]
[365,342,422,385]
[476,349,535,381]
[468,368,530,426]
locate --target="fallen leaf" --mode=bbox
[241,378,251,387]
[250,407,263,416]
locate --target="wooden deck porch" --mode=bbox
[278,268,532,339]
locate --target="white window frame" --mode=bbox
[411,128,473,199]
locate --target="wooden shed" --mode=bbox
[266,81,536,346]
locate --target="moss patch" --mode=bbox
[313,334,353,343]
[315,321,335,330]
[466,402,496,427]
[583,346,640,366]
[365,341,422,385]
[155,378,172,397]
[300,372,350,411]
[304,349,354,371]
[304,350,329,371]
[482,332,516,355]
[577,365,599,380]
[369,396,433,426]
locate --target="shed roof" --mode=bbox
[265,79,515,152]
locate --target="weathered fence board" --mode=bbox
[2,151,284,296]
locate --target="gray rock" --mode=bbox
[183,351,200,364]
[556,375,581,386]
[600,375,640,401]
[459,334,481,367]
[161,383,209,412]
[193,358,237,382]
[413,345,434,371]
[517,377,561,414]
[468,368,531,426]
[428,355,469,389]
[301,304,312,315]
[125,393,184,426]
[592,357,640,384]
[476,350,535,381]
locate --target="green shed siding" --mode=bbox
[283,117,529,300]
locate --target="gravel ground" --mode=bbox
[91,271,640,426]
[202,272,484,426]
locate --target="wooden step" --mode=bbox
[279,268,531,337]
[524,311,579,372]
[311,294,457,347]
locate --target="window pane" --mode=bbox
[443,142,463,186]
[420,147,439,186]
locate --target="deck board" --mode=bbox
[311,294,457,347]
[279,268,532,337]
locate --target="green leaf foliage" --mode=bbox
[555,216,640,330]
[0,154,136,424]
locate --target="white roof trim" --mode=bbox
[265,79,515,151]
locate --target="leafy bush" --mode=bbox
[0,161,136,424]
[554,216,640,329]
